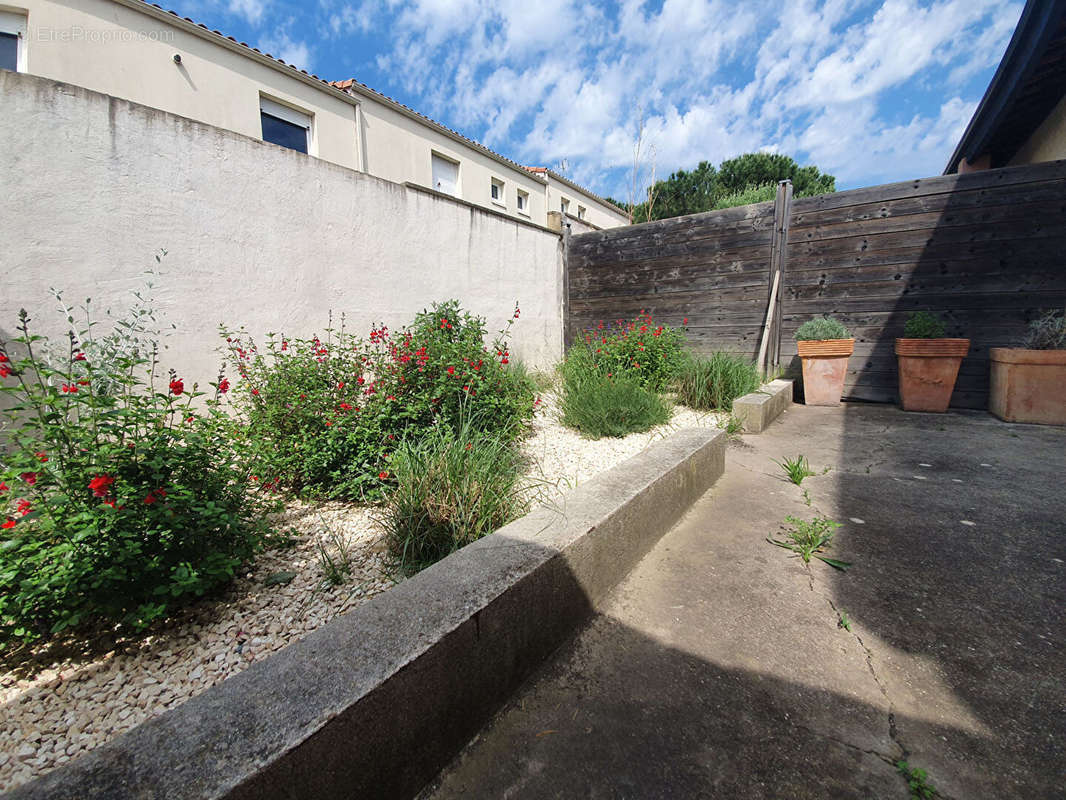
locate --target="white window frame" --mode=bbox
[431,151,461,197]
[490,177,505,207]
[560,197,571,215]
[578,205,587,220]
[516,189,530,216]
[259,95,314,155]
[0,10,28,73]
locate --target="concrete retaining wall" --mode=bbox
[9,428,726,800]
[732,379,794,433]
[0,71,565,382]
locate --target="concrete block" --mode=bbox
[10,428,726,800]
[732,379,794,433]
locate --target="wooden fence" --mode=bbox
[567,160,1066,408]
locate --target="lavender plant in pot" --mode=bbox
[794,317,853,406]
[989,309,1066,425]
[894,311,969,413]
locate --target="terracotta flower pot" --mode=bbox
[797,339,854,406]
[989,348,1066,424]
[894,338,970,413]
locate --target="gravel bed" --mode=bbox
[0,395,724,790]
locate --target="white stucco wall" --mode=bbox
[0,71,565,388]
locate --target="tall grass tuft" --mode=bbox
[559,371,671,438]
[381,416,528,574]
[676,352,762,411]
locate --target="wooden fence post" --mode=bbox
[561,219,572,352]
[766,180,793,373]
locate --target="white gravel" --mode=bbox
[0,394,725,791]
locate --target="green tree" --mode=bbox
[630,152,835,223]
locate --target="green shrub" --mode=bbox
[559,372,672,438]
[382,416,527,573]
[570,311,687,391]
[0,298,270,646]
[677,352,761,410]
[1023,309,1066,350]
[713,182,777,210]
[794,316,850,341]
[223,300,536,501]
[903,311,947,339]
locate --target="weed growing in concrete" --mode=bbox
[773,454,817,485]
[802,489,812,507]
[896,760,937,799]
[718,414,745,436]
[767,515,850,570]
[837,610,851,631]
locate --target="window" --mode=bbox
[490,178,505,205]
[516,189,529,214]
[578,205,587,220]
[0,10,27,73]
[260,96,311,154]
[432,153,459,196]
[560,198,570,215]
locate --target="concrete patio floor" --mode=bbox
[422,404,1066,799]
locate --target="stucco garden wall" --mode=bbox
[0,71,565,384]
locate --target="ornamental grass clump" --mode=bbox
[558,371,672,439]
[382,415,528,573]
[1023,308,1066,350]
[0,295,271,647]
[223,300,537,501]
[676,351,761,411]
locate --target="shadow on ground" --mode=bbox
[422,404,1066,800]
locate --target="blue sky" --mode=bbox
[169,0,1023,198]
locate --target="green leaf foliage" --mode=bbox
[794,317,851,341]
[903,311,948,339]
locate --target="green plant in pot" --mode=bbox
[989,309,1066,425]
[894,311,969,413]
[794,316,853,406]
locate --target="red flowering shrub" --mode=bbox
[0,300,271,647]
[222,300,535,501]
[569,311,687,391]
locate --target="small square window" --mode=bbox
[578,205,587,220]
[260,96,311,154]
[491,178,505,204]
[560,198,570,214]
[517,190,529,214]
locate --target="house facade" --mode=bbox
[2,0,629,230]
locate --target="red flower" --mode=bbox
[339,402,353,411]
[2,518,15,529]
[88,475,115,497]
[447,366,455,376]
[463,385,470,392]
[357,376,365,385]
[143,494,157,505]
[325,420,333,427]
[74,352,86,361]
[378,471,389,480]
[683,317,689,325]
[0,482,8,493]
[35,452,48,463]
[20,472,37,486]
[337,382,345,389]
[281,340,289,351]
[0,366,10,378]
[501,358,509,365]
[219,378,230,394]
[102,499,124,509]
[77,379,90,386]
[16,499,31,516]
[62,383,78,393]
[0,352,7,362]
[169,379,184,395]
[514,308,521,319]
[251,388,260,396]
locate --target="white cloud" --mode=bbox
[259,26,315,71]
[229,0,269,26]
